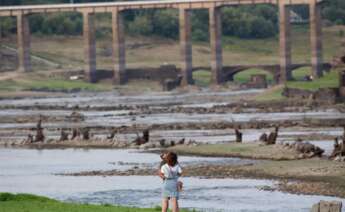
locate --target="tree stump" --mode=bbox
[267,126,279,145]
[71,128,80,140]
[25,134,34,144]
[259,133,268,142]
[331,137,341,158]
[34,118,45,142]
[107,128,117,139]
[82,128,90,140]
[143,129,150,143]
[133,130,150,145]
[235,128,242,143]
[59,130,69,141]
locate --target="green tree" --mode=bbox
[128,15,154,36]
[322,0,345,25]
[0,17,16,36]
[191,10,209,41]
[0,0,22,5]
[250,16,275,38]
[253,5,278,25]
[153,10,178,39]
[234,16,252,38]
[29,15,44,33]
[222,6,277,39]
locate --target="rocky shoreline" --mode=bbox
[58,158,345,198]
[0,97,344,112]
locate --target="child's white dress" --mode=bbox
[161,163,182,199]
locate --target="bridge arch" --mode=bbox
[222,65,278,83]
[191,66,277,84]
[290,63,331,80]
[291,66,313,81]
[230,68,275,84]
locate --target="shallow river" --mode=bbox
[0,90,262,108]
[1,89,343,130]
[0,148,344,212]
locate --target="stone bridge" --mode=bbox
[192,62,331,82]
[0,0,325,85]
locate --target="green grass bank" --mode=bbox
[0,193,191,212]
[254,69,340,101]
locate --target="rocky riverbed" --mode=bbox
[0,89,345,149]
[1,89,345,211]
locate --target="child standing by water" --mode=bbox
[159,152,182,212]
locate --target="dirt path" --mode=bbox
[1,45,60,68]
[0,71,21,81]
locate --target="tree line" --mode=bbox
[0,0,344,40]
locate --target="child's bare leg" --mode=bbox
[171,197,179,212]
[162,198,169,212]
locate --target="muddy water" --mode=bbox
[0,110,344,130]
[0,89,343,130]
[1,90,344,149]
[0,148,344,212]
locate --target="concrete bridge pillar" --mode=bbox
[17,14,32,72]
[179,8,193,86]
[209,7,223,85]
[279,3,292,83]
[310,1,323,79]
[0,20,2,61]
[112,10,127,84]
[83,12,97,83]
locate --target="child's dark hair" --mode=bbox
[166,152,178,166]
[160,152,166,160]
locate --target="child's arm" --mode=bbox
[159,171,165,180]
[159,165,166,180]
[177,164,183,177]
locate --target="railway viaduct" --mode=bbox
[0,0,325,85]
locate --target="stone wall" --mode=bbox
[282,87,314,99]
[241,74,268,89]
[0,49,18,72]
[311,200,342,212]
[85,65,180,83]
[313,88,339,103]
[127,65,180,82]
